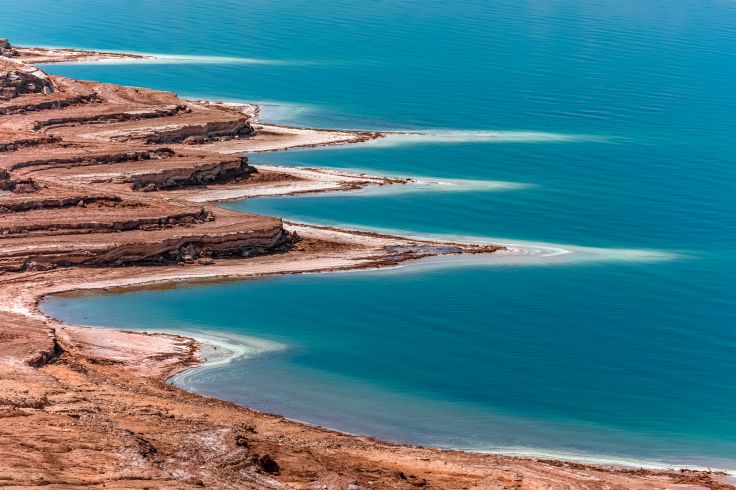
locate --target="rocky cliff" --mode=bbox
[0,40,289,273]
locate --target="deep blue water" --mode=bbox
[11,0,735,470]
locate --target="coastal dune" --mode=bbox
[0,39,731,489]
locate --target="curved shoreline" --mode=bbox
[35,239,711,477]
[37,268,736,479]
[0,42,731,488]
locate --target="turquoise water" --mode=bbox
[11,0,735,470]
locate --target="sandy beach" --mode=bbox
[0,40,733,489]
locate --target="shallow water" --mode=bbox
[13,0,736,470]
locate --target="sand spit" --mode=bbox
[0,40,731,489]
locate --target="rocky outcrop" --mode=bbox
[5,149,255,191]
[0,220,295,272]
[32,103,189,129]
[0,92,100,116]
[7,147,175,172]
[0,167,10,190]
[0,194,122,212]
[0,134,59,152]
[0,206,214,238]
[112,119,255,144]
[0,177,39,193]
[0,39,18,57]
[1,164,41,192]
[131,155,254,190]
[0,59,54,100]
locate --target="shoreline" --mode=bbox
[40,285,736,478]
[0,41,731,488]
[33,233,729,477]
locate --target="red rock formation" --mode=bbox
[0,41,287,273]
[0,58,54,100]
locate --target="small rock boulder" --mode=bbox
[252,453,279,474]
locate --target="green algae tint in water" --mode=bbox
[15,0,736,471]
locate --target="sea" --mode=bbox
[6,0,734,471]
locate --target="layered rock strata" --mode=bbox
[0,44,290,273]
